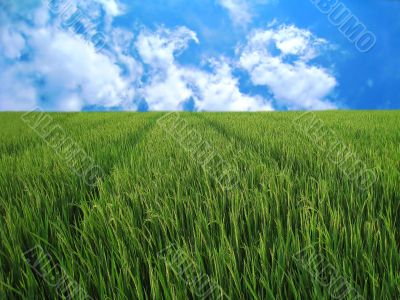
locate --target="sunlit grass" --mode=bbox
[0,111,399,299]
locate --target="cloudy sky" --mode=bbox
[0,0,399,111]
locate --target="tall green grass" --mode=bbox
[0,111,399,299]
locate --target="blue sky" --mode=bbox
[0,0,399,111]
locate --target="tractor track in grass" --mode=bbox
[0,115,159,211]
[195,113,342,190]
[97,117,158,172]
[199,114,380,196]
[72,113,163,223]
[0,113,75,159]
[81,113,162,188]
[0,113,134,160]
[195,113,281,171]
[64,113,166,296]
[1,113,164,239]
[166,113,274,193]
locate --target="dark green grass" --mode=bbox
[0,111,399,299]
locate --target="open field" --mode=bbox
[0,111,399,299]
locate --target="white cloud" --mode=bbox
[218,0,277,27]
[136,27,273,111]
[110,28,143,83]
[136,27,199,110]
[218,0,252,27]
[274,25,327,61]
[185,60,273,111]
[136,26,199,68]
[0,25,25,59]
[141,65,193,111]
[0,64,37,111]
[0,3,140,111]
[238,24,337,110]
[30,27,136,110]
[94,0,123,17]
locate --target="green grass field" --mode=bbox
[1,111,399,299]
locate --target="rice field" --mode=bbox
[0,111,399,299]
